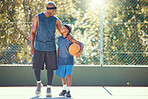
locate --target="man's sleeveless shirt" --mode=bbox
[35,12,57,51]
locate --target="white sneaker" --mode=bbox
[46,88,52,97]
[35,82,43,95]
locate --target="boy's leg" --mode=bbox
[58,65,67,96]
[65,65,73,97]
[66,75,72,97]
[65,65,73,88]
[59,77,67,96]
[67,75,72,87]
[61,77,66,85]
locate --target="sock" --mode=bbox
[63,84,67,90]
[47,85,52,88]
[66,87,70,92]
[37,80,41,83]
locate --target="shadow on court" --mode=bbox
[30,95,73,99]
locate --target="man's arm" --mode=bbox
[71,38,84,58]
[56,18,62,34]
[30,15,39,55]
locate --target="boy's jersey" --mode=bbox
[58,36,74,65]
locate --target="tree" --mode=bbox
[103,0,148,65]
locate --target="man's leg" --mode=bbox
[47,68,53,85]
[45,51,57,97]
[46,68,53,97]
[34,68,41,81]
[33,50,45,95]
[34,68,43,95]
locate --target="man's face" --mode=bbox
[46,5,56,16]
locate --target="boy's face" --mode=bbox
[61,26,69,36]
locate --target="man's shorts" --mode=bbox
[56,65,73,78]
[33,50,57,70]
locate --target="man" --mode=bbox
[30,2,70,97]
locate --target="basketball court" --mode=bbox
[0,86,148,99]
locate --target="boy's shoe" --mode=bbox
[59,90,66,96]
[46,88,52,97]
[35,82,43,95]
[66,91,71,97]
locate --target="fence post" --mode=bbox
[100,0,103,66]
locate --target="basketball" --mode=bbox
[69,43,80,56]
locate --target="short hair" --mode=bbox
[47,2,56,7]
[64,25,72,33]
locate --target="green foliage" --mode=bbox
[103,0,148,65]
[0,0,147,65]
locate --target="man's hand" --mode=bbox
[30,47,35,55]
[30,15,38,56]
[67,35,73,40]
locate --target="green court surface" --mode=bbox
[0,86,148,99]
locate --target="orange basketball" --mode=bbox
[69,43,80,56]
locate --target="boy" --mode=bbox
[56,25,84,97]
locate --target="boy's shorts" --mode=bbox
[56,65,73,78]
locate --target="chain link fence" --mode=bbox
[0,0,148,65]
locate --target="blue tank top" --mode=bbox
[58,36,74,65]
[35,12,57,51]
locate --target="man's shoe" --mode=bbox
[59,90,66,96]
[46,88,52,97]
[35,82,43,95]
[66,91,71,97]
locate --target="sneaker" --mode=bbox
[66,91,71,98]
[46,88,52,97]
[59,90,66,96]
[35,82,43,95]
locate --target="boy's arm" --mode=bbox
[57,48,59,63]
[30,15,39,55]
[71,38,84,58]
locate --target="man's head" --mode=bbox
[46,2,57,16]
[61,25,72,38]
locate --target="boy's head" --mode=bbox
[62,25,72,38]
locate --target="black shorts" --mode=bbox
[33,50,57,70]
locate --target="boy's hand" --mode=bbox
[67,35,73,40]
[76,51,82,58]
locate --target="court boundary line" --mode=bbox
[102,86,113,96]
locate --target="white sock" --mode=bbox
[47,85,52,88]
[66,87,70,92]
[63,84,67,90]
[36,80,41,83]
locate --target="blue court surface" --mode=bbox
[0,86,148,99]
